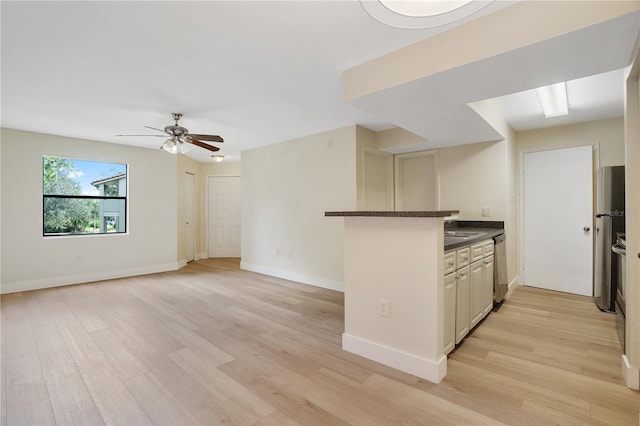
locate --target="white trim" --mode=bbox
[240,261,344,292]
[0,262,180,294]
[622,354,640,390]
[342,333,447,384]
[503,276,520,301]
[177,259,188,269]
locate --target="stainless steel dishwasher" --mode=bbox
[493,233,508,303]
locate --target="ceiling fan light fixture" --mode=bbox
[177,137,190,154]
[161,138,178,154]
[536,82,569,118]
[212,155,225,163]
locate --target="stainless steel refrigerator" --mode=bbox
[594,166,625,312]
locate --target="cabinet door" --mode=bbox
[469,260,484,328]
[482,255,494,316]
[455,266,470,344]
[443,273,456,355]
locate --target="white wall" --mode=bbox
[517,117,625,167]
[1,128,179,293]
[241,125,357,291]
[439,140,508,220]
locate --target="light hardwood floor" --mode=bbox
[2,258,638,425]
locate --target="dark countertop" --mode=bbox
[444,223,504,251]
[325,210,459,218]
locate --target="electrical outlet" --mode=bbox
[481,207,492,217]
[73,255,81,262]
[378,298,390,317]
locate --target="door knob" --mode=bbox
[583,226,590,232]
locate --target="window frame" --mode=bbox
[42,156,128,237]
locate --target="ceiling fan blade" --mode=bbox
[188,133,223,143]
[144,125,167,133]
[117,134,167,137]
[188,139,220,152]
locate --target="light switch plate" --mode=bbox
[481,207,492,217]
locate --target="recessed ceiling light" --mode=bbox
[536,82,569,118]
[379,0,473,17]
[360,0,493,29]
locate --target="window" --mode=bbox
[43,156,127,236]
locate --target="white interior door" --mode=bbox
[184,172,195,263]
[208,176,241,258]
[523,145,593,295]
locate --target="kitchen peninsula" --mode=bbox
[326,210,459,383]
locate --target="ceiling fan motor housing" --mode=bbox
[164,125,189,137]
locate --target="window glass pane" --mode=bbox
[43,157,127,196]
[44,197,99,235]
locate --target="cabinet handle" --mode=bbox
[448,261,454,267]
[458,273,466,279]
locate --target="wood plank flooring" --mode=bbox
[2,258,638,425]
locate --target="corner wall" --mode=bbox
[0,128,179,294]
[240,125,358,291]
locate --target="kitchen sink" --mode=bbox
[444,230,482,238]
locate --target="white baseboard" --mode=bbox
[342,333,447,384]
[240,261,344,292]
[622,354,640,390]
[504,276,520,300]
[0,262,180,294]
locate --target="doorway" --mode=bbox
[394,150,438,210]
[522,145,593,296]
[184,172,195,263]
[207,176,241,258]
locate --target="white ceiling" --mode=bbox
[1,1,638,162]
[490,68,626,132]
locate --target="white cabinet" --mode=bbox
[454,265,469,344]
[457,247,470,269]
[443,246,471,352]
[444,251,456,276]
[482,255,494,316]
[470,240,495,328]
[444,238,495,354]
[443,272,457,354]
[469,259,484,328]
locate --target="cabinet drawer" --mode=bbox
[483,240,494,257]
[470,243,484,262]
[444,251,456,275]
[456,247,470,268]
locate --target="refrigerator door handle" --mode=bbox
[596,213,610,218]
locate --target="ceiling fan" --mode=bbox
[118,113,223,154]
